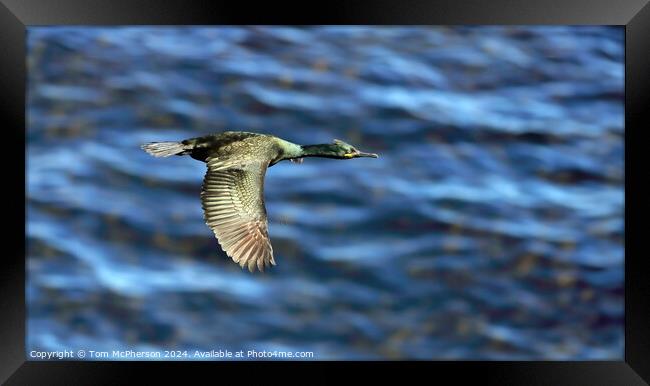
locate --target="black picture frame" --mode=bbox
[2,1,648,384]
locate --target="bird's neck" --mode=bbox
[299,144,343,159]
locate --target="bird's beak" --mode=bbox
[356,151,379,158]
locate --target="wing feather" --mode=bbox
[200,159,275,272]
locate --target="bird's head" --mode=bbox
[331,139,379,159]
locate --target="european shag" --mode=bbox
[141,131,378,272]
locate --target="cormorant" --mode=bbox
[142,131,378,272]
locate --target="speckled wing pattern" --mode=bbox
[201,157,275,272]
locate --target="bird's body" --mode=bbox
[142,131,377,272]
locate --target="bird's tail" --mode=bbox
[141,141,187,157]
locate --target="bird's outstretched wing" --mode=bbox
[200,158,275,272]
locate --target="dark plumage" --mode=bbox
[142,131,378,272]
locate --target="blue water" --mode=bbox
[26,26,624,360]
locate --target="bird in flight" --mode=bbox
[142,131,378,272]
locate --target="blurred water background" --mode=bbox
[26,26,624,360]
